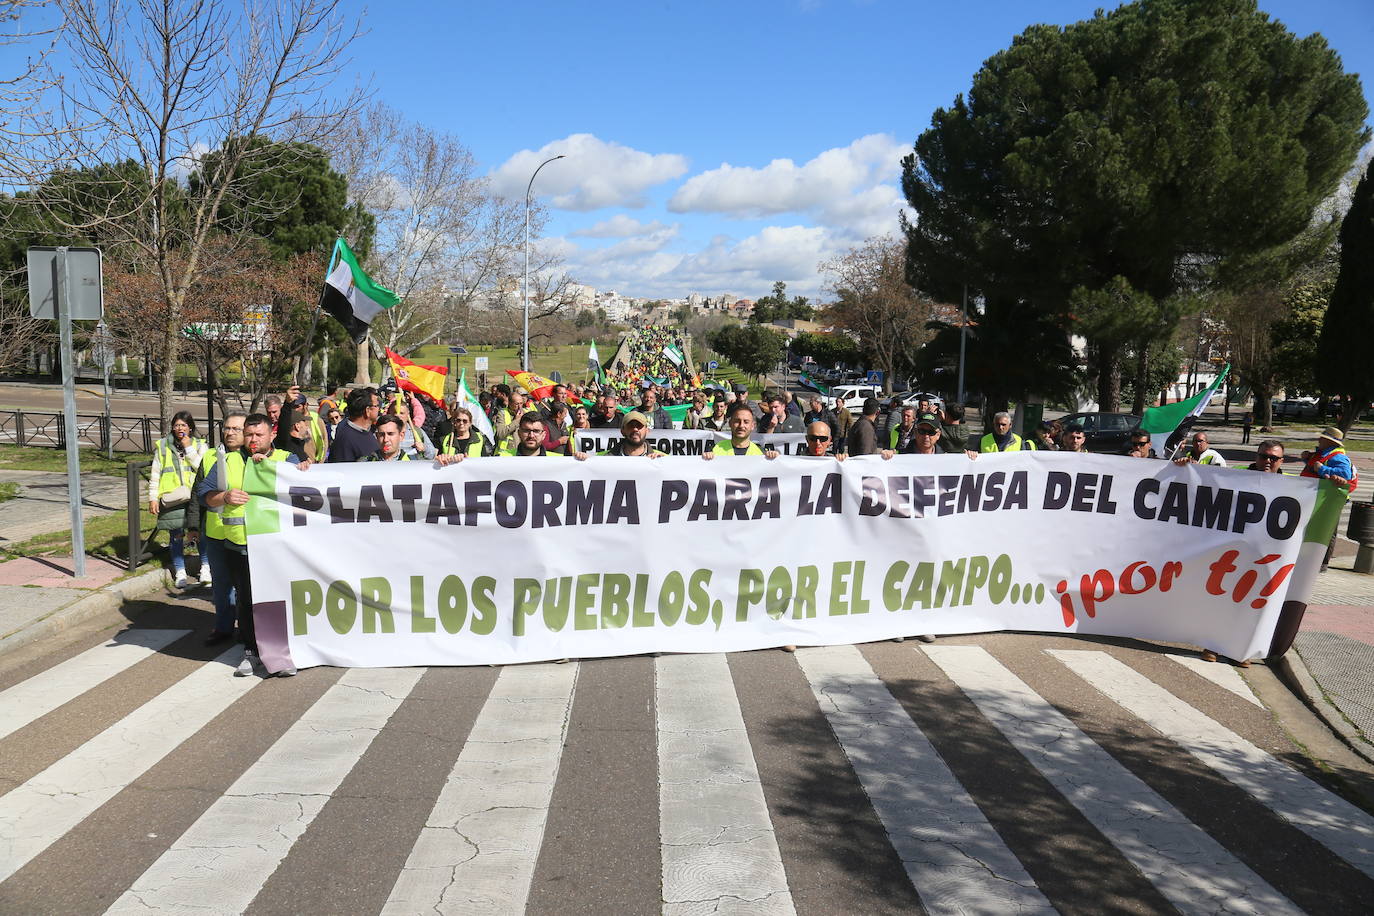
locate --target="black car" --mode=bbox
[1056,411,1143,453]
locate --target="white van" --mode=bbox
[823,384,883,415]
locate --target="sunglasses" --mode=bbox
[1258,453,1282,461]
[808,435,830,442]
[917,427,938,434]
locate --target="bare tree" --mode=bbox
[5,0,364,426]
[821,235,936,394]
[322,102,543,380]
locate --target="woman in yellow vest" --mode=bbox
[148,410,209,589]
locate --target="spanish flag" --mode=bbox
[506,368,560,401]
[385,347,447,404]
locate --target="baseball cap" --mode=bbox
[622,411,651,429]
[916,411,941,431]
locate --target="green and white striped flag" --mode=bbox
[663,344,685,367]
[455,369,496,443]
[1140,363,1229,458]
[321,238,401,343]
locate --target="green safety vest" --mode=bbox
[441,433,486,457]
[889,425,916,449]
[156,437,204,498]
[202,447,288,545]
[712,440,764,456]
[980,433,1035,453]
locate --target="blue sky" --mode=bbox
[21,1,1373,301]
[362,0,1369,301]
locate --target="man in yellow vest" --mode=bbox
[980,411,1036,452]
[703,401,779,459]
[187,412,245,646]
[196,412,302,677]
[499,411,588,459]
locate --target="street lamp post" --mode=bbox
[523,154,565,371]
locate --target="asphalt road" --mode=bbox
[1,598,1372,915]
[0,382,226,421]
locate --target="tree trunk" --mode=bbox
[1131,344,1149,415]
[158,324,178,434]
[354,337,372,385]
[1254,387,1274,430]
[1340,397,1359,436]
[1096,347,1120,412]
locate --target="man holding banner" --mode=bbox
[600,412,665,458]
[704,402,779,459]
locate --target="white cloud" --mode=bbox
[570,214,672,238]
[563,224,838,300]
[489,134,688,211]
[668,133,910,238]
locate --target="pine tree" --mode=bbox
[1316,165,1374,432]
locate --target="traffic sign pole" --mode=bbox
[55,248,86,577]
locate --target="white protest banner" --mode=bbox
[571,428,809,456]
[242,453,1339,674]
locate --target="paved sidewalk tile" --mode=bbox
[1295,631,1374,740]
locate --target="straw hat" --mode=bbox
[1318,426,1344,444]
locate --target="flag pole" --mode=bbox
[297,235,342,385]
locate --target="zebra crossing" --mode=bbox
[2,628,1373,914]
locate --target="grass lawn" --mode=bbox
[0,444,143,476]
[397,343,610,392]
[2,507,156,564]
[0,481,17,503]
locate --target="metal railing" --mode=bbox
[126,459,156,572]
[0,409,162,453]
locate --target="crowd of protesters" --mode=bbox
[149,327,1356,674]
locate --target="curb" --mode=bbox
[0,566,167,659]
[1271,652,1374,766]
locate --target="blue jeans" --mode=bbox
[200,536,238,635]
[167,528,203,576]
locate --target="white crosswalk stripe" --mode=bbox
[657,653,795,916]
[106,667,423,914]
[925,645,1302,916]
[796,645,1053,915]
[1051,648,1374,879]
[382,663,577,916]
[1164,653,1266,707]
[3,635,1373,912]
[0,648,254,884]
[0,629,189,741]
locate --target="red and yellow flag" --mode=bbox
[385,347,447,403]
[506,368,560,401]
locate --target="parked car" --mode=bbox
[1273,398,1319,420]
[823,384,883,415]
[1055,411,1143,453]
[892,391,945,415]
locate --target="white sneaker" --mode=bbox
[274,665,297,677]
[174,571,188,589]
[234,650,257,677]
[199,567,213,586]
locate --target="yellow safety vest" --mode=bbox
[712,440,764,456]
[203,447,289,546]
[980,433,1034,452]
[889,426,916,449]
[368,451,412,461]
[156,437,204,498]
[498,446,563,457]
[307,410,327,461]
[441,433,486,457]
